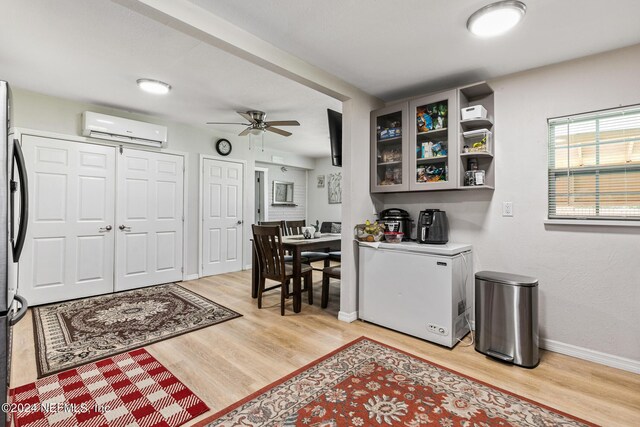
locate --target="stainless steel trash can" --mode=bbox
[475,271,539,368]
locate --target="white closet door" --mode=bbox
[20,136,116,305]
[115,148,184,291]
[202,158,243,276]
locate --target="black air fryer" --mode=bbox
[417,209,449,244]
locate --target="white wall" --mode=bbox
[377,44,640,362]
[11,88,315,277]
[256,162,307,222]
[340,95,383,321]
[306,157,342,225]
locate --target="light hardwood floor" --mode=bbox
[11,270,640,426]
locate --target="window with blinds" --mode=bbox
[548,105,640,221]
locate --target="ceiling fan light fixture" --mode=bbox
[250,127,263,135]
[467,1,526,38]
[136,78,171,95]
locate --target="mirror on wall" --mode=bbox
[272,180,294,205]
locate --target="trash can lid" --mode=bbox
[475,271,538,287]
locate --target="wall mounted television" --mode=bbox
[327,109,342,167]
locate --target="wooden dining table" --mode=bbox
[251,233,341,313]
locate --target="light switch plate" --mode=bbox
[502,202,513,217]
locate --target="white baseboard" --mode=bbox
[183,274,199,281]
[469,321,637,373]
[244,264,252,270]
[338,311,358,323]
[540,338,640,374]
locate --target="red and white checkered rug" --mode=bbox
[10,348,209,427]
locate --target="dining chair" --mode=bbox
[284,219,305,236]
[321,265,341,308]
[258,220,285,228]
[252,224,314,315]
[284,219,331,269]
[258,220,308,263]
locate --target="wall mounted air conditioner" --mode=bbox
[82,111,168,147]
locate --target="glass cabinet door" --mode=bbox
[409,90,458,191]
[370,104,409,193]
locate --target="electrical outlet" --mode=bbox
[502,201,513,217]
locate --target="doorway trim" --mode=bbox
[254,166,269,222]
[198,154,248,279]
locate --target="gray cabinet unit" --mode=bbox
[370,82,495,194]
[409,89,458,191]
[458,82,495,190]
[370,103,409,193]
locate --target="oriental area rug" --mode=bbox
[33,284,241,378]
[196,337,596,427]
[11,348,209,427]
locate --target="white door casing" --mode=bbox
[115,148,184,291]
[20,135,116,305]
[202,158,243,276]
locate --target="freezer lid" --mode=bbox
[359,240,471,256]
[475,270,538,287]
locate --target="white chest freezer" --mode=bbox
[358,241,473,348]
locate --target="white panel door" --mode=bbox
[202,158,243,276]
[115,148,184,291]
[20,135,116,305]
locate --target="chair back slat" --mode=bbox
[252,224,286,280]
[259,220,286,229]
[285,220,306,236]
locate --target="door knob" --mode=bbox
[237,220,243,225]
[99,225,112,232]
[119,225,131,231]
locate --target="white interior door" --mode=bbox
[115,148,184,291]
[20,135,116,305]
[202,158,243,276]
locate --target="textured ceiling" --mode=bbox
[190,0,640,101]
[3,0,640,160]
[0,0,342,158]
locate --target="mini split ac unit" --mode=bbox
[82,111,168,147]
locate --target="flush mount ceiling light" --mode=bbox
[467,1,527,38]
[136,78,171,95]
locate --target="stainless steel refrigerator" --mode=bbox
[1,80,29,427]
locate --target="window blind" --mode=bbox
[548,105,640,221]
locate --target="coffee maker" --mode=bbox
[417,209,449,244]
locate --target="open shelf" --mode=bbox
[460,152,493,158]
[458,185,494,190]
[460,118,493,129]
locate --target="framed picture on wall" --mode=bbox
[273,180,295,205]
[317,175,325,188]
[328,173,342,204]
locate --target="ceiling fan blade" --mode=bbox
[265,126,292,137]
[206,122,250,125]
[265,120,300,127]
[238,127,253,136]
[237,111,256,123]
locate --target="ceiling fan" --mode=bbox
[207,110,300,137]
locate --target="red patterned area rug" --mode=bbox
[196,337,596,427]
[11,348,209,427]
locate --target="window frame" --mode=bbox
[547,104,640,225]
